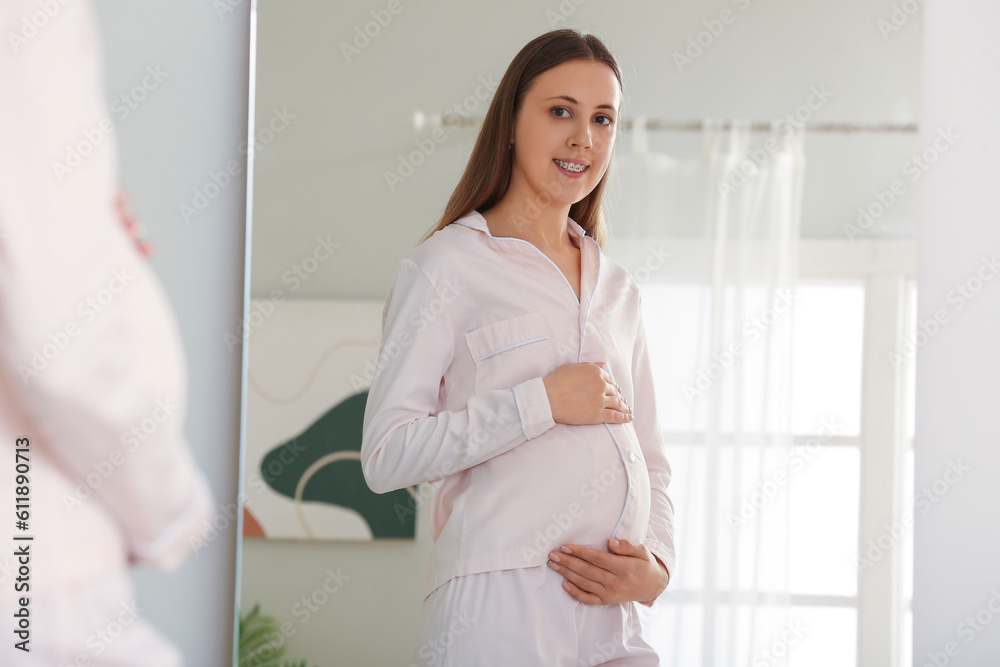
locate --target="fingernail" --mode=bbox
[548,552,561,562]
[560,545,572,554]
[610,538,619,547]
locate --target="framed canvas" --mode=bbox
[241,298,418,541]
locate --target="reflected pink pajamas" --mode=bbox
[362,209,678,665]
[411,563,660,666]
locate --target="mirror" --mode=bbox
[237,1,921,665]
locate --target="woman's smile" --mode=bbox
[553,158,590,178]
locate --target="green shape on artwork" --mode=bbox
[260,390,417,539]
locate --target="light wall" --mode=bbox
[914,0,1000,663]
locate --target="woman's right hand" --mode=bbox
[542,361,633,425]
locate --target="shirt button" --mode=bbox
[629,451,637,463]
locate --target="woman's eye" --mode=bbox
[552,107,615,127]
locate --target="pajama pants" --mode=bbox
[410,561,660,666]
[0,568,183,667]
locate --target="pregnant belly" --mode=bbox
[463,422,634,559]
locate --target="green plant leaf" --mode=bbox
[237,603,288,667]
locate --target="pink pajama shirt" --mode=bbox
[361,210,676,664]
[0,1,214,662]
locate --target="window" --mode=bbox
[632,239,916,667]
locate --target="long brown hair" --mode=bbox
[416,28,623,250]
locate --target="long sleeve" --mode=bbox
[0,246,215,574]
[632,290,677,592]
[361,258,556,494]
[0,0,214,573]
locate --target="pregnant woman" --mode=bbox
[361,28,676,666]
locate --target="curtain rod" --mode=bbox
[412,110,918,134]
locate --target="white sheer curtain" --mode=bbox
[607,117,806,666]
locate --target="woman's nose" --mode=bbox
[571,122,592,149]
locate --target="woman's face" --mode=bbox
[511,58,621,209]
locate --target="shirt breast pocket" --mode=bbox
[464,311,556,394]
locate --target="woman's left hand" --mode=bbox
[547,538,670,606]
